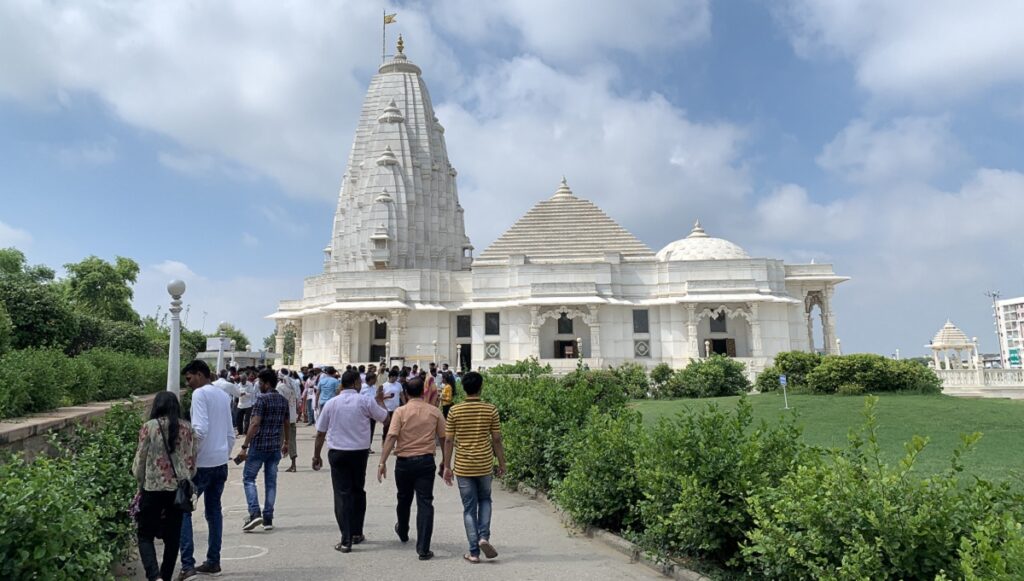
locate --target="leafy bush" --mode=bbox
[773,351,823,389]
[650,362,673,393]
[754,365,780,392]
[742,397,1024,579]
[483,369,628,490]
[662,355,751,398]
[610,361,650,399]
[68,313,160,357]
[555,409,643,531]
[0,347,165,419]
[0,301,12,357]
[952,511,1024,581]
[0,455,113,578]
[0,348,75,417]
[0,279,78,351]
[487,357,552,377]
[806,354,942,394]
[0,403,145,579]
[635,397,808,566]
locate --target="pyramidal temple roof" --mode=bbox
[476,179,655,264]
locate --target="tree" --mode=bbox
[0,301,13,357]
[0,248,55,283]
[262,328,295,363]
[63,256,141,324]
[210,322,250,352]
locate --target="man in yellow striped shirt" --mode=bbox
[441,371,506,564]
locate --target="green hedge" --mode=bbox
[757,351,942,395]
[661,355,751,398]
[486,359,1021,579]
[0,348,166,419]
[0,404,144,578]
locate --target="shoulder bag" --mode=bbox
[158,420,196,513]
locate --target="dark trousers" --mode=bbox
[395,455,436,555]
[381,412,394,443]
[237,407,252,435]
[328,448,369,543]
[137,490,183,581]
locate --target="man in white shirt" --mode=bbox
[179,360,236,579]
[237,370,256,436]
[278,369,300,472]
[381,369,404,445]
[359,372,381,452]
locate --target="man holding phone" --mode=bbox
[235,368,290,533]
[312,370,388,553]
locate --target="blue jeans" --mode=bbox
[179,464,228,570]
[457,475,493,556]
[305,400,315,425]
[243,449,282,520]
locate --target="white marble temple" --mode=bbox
[269,39,849,375]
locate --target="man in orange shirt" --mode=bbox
[377,376,446,560]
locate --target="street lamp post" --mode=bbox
[166,280,186,396]
[836,338,843,356]
[385,341,390,366]
[216,322,227,373]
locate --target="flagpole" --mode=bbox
[382,9,386,63]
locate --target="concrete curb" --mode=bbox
[509,482,712,581]
[0,393,157,459]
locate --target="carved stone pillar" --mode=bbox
[804,311,814,353]
[388,309,406,360]
[822,287,837,355]
[686,304,699,360]
[529,306,540,359]
[334,313,352,365]
[292,321,303,366]
[749,303,763,358]
[274,320,287,367]
[589,305,601,360]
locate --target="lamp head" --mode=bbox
[167,279,186,297]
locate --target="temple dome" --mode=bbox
[657,221,749,261]
[931,320,973,348]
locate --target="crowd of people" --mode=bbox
[131,358,505,581]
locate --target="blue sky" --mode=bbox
[1,0,1023,354]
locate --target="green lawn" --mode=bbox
[631,393,1024,482]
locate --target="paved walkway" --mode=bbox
[131,423,661,580]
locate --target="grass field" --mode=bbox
[631,393,1024,482]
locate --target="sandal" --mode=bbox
[463,553,480,564]
[479,539,498,559]
[285,466,297,473]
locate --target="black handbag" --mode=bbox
[158,421,196,513]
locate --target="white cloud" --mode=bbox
[438,57,750,251]
[241,233,259,248]
[134,260,299,344]
[0,1,460,200]
[755,183,864,243]
[54,136,118,166]
[433,0,710,63]
[817,116,964,185]
[776,0,1024,102]
[0,220,32,247]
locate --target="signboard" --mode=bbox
[206,338,231,351]
[779,374,788,386]
[1010,348,1022,367]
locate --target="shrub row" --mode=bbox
[0,404,144,578]
[758,351,942,395]
[0,348,166,419]
[487,364,1023,578]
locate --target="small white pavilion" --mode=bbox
[928,320,979,370]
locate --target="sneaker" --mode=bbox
[242,513,263,532]
[263,518,274,531]
[177,570,198,581]
[195,562,222,576]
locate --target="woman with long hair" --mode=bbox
[132,392,197,581]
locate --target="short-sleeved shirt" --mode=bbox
[318,375,340,405]
[382,381,403,412]
[445,397,501,477]
[389,399,445,457]
[250,390,289,452]
[317,389,389,451]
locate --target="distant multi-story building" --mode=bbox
[994,296,1024,369]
